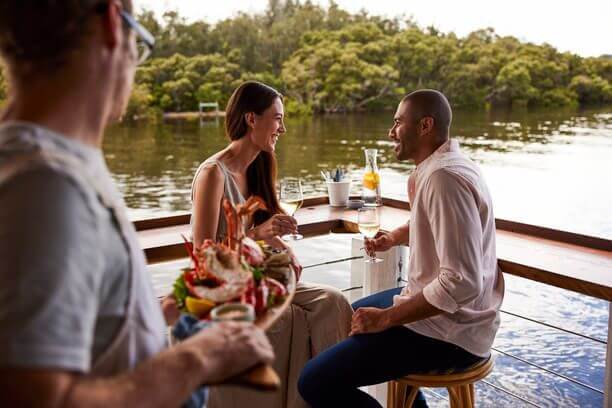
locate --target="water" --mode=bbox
[105,107,612,239]
[106,107,612,406]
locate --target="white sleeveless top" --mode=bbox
[191,158,245,242]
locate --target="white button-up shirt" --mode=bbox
[398,139,505,357]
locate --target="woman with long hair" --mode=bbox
[191,81,353,408]
[192,81,296,246]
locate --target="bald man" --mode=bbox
[298,90,505,408]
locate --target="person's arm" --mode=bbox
[386,223,410,247]
[192,165,224,246]
[418,170,484,314]
[364,221,410,255]
[0,321,274,408]
[0,170,274,407]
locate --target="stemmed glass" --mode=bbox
[358,207,382,263]
[279,178,304,241]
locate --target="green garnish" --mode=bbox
[173,274,188,311]
[251,266,264,282]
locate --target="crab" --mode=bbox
[179,196,271,304]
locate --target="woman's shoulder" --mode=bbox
[192,155,227,200]
[194,160,224,185]
[199,150,233,172]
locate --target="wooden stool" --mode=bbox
[387,355,494,408]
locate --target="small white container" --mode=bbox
[326,180,352,207]
[210,303,255,322]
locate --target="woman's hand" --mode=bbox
[266,236,303,281]
[251,214,298,240]
[364,231,395,257]
[289,248,303,281]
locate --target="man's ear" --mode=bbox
[99,2,123,51]
[420,117,434,136]
[245,112,256,129]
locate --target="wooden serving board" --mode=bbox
[229,265,297,391]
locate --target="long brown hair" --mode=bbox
[225,81,284,226]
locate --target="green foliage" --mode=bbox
[493,59,538,107]
[125,83,162,122]
[281,23,401,112]
[569,75,612,105]
[133,0,612,114]
[136,53,242,112]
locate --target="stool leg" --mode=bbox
[387,381,409,408]
[387,381,396,408]
[448,386,462,408]
[404,386,420,408]
[469,383,475,406]
[387,381,395,408]
[460,385,472,407]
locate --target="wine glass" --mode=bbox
[358,207,382,263]
[279,178,304,241]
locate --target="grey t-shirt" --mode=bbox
[0,124,129,373]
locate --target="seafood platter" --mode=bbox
[173,196,297,329]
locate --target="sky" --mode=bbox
[136,0,612,57]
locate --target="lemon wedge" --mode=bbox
[185,296,215,317]
[363,172,380,190]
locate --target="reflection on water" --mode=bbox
[112,107,611,405]
[104,107,612,239]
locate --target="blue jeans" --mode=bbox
[298,287,484,408]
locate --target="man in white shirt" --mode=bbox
[298,90,505,408]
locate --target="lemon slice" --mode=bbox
[185,296,216,317]
[363,172,380,190]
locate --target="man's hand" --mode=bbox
[193,322,275,384]
[251,214,298,240]
[350,307,391,336]
[161,294,180,326]
[364,231,395,257]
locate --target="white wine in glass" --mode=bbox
[358,207,382,262]
[279,178,303,240]
[358,222,380,239]
[279,199,302,216]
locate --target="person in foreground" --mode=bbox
[189,80,353,408]
[0,1,273,407]
[298,90,505,408]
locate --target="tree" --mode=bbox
[132,2,612,114]
[492,59,538,107]
[125,83,161,122]
[135,53,242,112]
[570,75,612,105]
[281,23,400,112]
